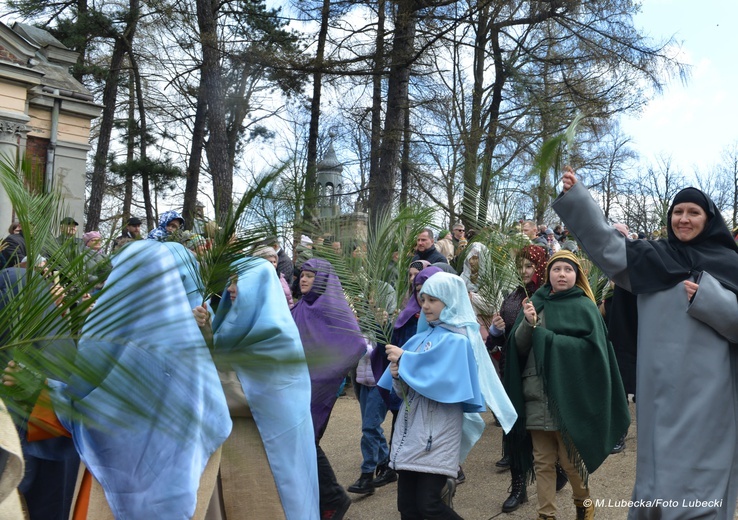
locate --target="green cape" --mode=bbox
[502,284,630,484]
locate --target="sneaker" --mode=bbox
[455,466,466,485]
[321,493,351,520]
[440,477,456,509]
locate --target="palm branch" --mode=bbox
[306,206,434,347]
[532,112,585,190]
[0,157,279,438]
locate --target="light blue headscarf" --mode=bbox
[416,273,517,458]
[51,240,231,519]
[162,242,203,309]
[211,258,319,520]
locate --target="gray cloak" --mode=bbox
[553,182,738,520]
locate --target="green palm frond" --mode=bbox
[532,112,585,186]
[310,207,434,346]
[0,156,284,436]
[177,169,280,302]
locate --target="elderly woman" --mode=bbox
[82,231,108,290]
[460,242,495,340]
[291,258,366,520]
[504,250,629,520]
[554,167,738,520]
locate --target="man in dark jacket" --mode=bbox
[411,228,448,264]
[113,217,143,250]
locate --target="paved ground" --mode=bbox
[323,389,639,520]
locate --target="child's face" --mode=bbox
[419,293,445,322]
[519,258,535,284]
[548,261,576,293]
[408,267,420,285]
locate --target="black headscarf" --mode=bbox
[627,187,738,295]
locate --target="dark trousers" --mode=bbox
[317,444,347,511]
[397,470,463,520]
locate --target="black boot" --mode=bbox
[501,476,527,513]
[495,454,511,469]
[372,464,397,487]
[555,463,568,492]
[347,472,375,495]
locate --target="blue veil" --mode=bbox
[211,258,319,520]
[52,240,231,518]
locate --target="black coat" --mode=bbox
[277,248,293,285]
[411,244,448,264]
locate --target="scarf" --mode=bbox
[414,274,518,437]
[395,265,442,329]
[52,240,231,518]
[212,258,318,519]
[290,258,365,439]
[627,187,738,295]
[146,210,185,241]
[503,283,630,485]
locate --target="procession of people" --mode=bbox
[0,167,737,520]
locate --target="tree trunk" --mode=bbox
[303,0,331,229]
[460,3,489,228]
[123,69,135,223]
[86,0,139,232]
[369,0,417,225]
[370,0,385,189]
[399,99,410,209]
[478,27,506,224]
[130,50,154,228]
[183,84,208,229]
[86,39,129,232]
[196,0,231,224]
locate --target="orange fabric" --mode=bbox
[72,469,92,520]
[26,388,71,441]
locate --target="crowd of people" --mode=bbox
[0,169,737,520]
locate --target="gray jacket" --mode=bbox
[390,378,462,477]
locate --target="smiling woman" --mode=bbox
[670,191,708,243]
[554,168,738,520]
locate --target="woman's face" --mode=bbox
[300,270,316,294]
[408,267,420,286]
[671,202,707,242]
[468,254,479,273]
[88,238,102,250]
[227,276,238,301]
[548,261,576,293]
[520,258,535,285]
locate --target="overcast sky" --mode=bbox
[619,0,738,177]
